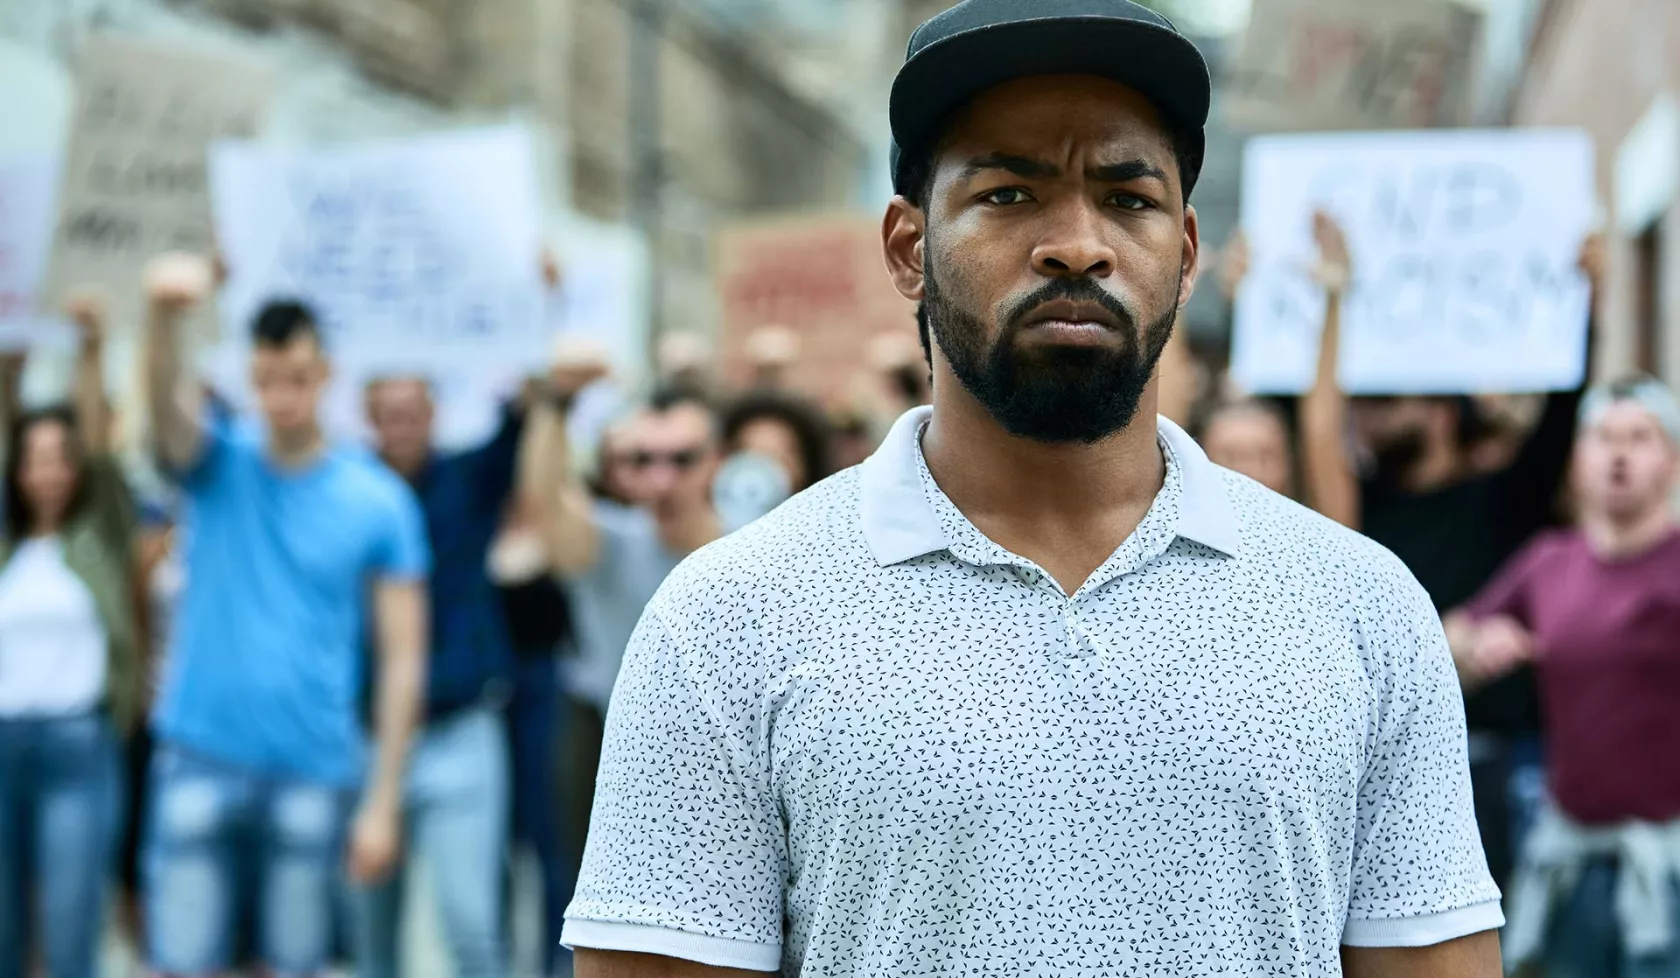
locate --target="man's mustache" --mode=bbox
[1000,279,1136,335]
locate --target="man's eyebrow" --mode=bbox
[960,153,1059,180]
[1090,159,1169,184]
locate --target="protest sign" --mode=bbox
[0,154,62,349]
[1231,129,1596,395]
[44,35,271,335]
[716,214,916,405]
[1224,0,1481,132]
[209,126,548,448]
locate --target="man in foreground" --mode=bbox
[142,255,429,977]
[563,2,1501,975]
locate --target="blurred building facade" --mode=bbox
[0,0,890,350]
[1512,0,1680,389]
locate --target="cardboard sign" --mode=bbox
[209,126,548,448]
[0,154,62,349]
[715,214,916,405]
[1232,130,1596,395]
[1224,0,1481,132]
[44,35,271,334]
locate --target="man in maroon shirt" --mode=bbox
[1447,375,1680,977]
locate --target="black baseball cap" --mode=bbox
[889,0,1211,198]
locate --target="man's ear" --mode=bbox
[883,196,927,304]
[1179,203,1201,308]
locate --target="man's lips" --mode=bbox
[1019,299,1123,332]
[1018,299,1123,345]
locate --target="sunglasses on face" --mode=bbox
[624,448,706,471]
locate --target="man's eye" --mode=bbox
[980,188,1032,205]
[1108,193,1153,211]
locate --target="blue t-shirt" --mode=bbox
[153,417,430,786]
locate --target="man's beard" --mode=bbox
[923,264,1179,444]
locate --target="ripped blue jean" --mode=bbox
[142,744,354,977]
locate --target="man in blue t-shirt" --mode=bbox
[139,254,429,978]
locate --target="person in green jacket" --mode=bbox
[0,289,142,978]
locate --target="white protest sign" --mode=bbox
[1223,0,1481,132]
[1231,129,1596,395]
[0,154,62,350]
[209,127,547,448]
[45,35,271,335]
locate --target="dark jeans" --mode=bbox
[0,713,122,978]
[506,657,581,975]
[557,697,604,913]
[1545,858,1680,978]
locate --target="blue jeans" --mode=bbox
[354,706,509,978]
[0,714,121,978]
[143,744,355,976]
[1545,858,1680,978]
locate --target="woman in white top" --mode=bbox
[0,294,142,978]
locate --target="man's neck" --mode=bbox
[269,424,326,469]
[656,505,722,556]
[381,451,430,483]
[920,382,1165,595]
[1582,506,1676,561]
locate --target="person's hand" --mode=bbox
[541,248,563,290]
[142,253,213,314]
[548,335,611,400]
[1577,231,1606,293]
[1310,210,1352,295]
[745,325,800,370]
[346,799,402,885]
[1461,615,1535,684]
[63,287,108,346]
[656,331,711,378]
[1215,230,1250,301]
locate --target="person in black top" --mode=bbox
[489,499,576,977]
[1313,232,1605,888]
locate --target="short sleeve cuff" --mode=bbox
[561,919,781,972]
[1342,900,1505,948]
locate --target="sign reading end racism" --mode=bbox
[43,35,272,333]
[1224,0,1481,133]
[1232,129,1597,396]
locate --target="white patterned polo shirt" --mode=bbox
[562,407,1502,976]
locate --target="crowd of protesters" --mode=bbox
[0,202,1674,977]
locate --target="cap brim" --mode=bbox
[890,16,1210,182]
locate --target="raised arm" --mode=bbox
[518,347,608,577]
[141,253,213,473]
[1496,232,1604,525]
[0,350,23,439]
[1297,212,1360,529]
[64,288,110,456]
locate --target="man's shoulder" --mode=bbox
[323,446,420,515]
[1219,469,1426,604]
[654,467,867,614]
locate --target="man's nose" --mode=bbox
[1031,199,1118,278]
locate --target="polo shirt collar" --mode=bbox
[858,407,1242,567]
